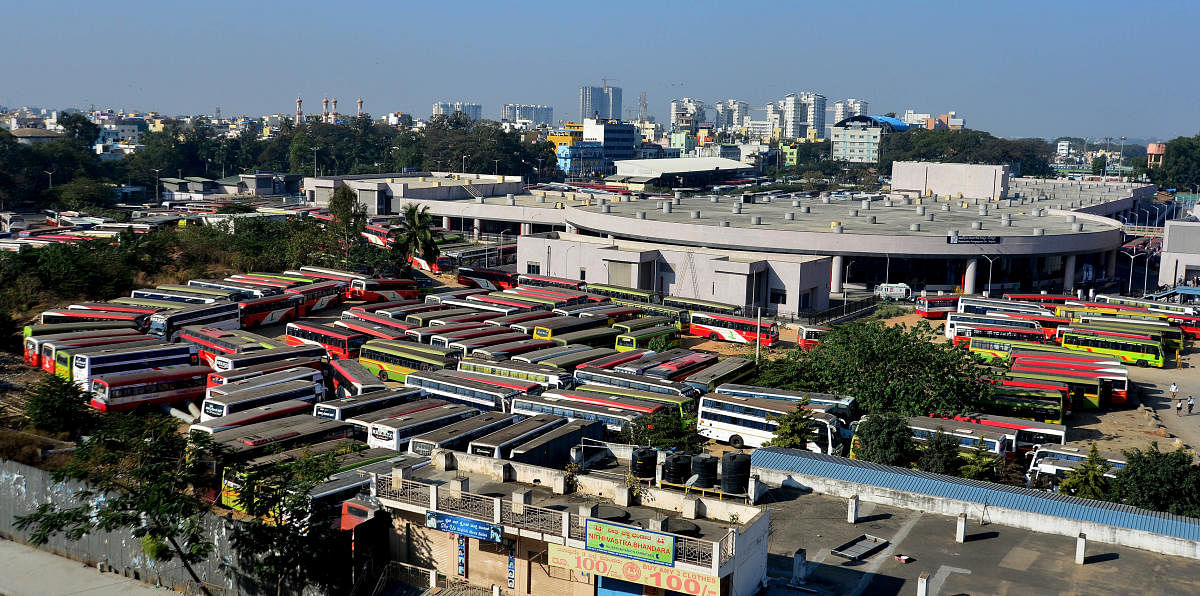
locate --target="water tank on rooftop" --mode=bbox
[662,453,692,484]
[720,451,751,494]
[631,447,657,479]
[691,454,718,489]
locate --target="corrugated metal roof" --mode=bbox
[751,448,1200,541]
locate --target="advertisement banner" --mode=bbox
[548,544,718,596]
[425,511,503,543]
[585,519,675,565]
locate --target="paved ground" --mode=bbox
[758,488,1199,596]
[1126,349,1200,453]
[0,539,168,595]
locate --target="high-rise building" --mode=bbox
[503,104,554,125]
[832,99,868,125]
[712,99,749,131]
[801,92,826,139]
[432,101,482,121]
[668,98,706,132]
[582,118,637,174]
[579,84,622,121]
[767,92,825,140]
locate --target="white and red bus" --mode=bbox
[38,334,155,374]
[951,325,1049,347]
[425,288,489,304]
[67,302,170,316]
[23,329,141,368]
[516,274,586,291]
[329,359,388,398]
[688,312,779,347]
[1002,294,1075,305]
[361,223,393,247]
[89,365,211,412]
[333,318,409,341]
[210,344,329,373]
[644,351,718,380]
[349,300,420,313]
[352,278,420,302]
[458,295,541,314]
[457,268,520,291]
[409,253,455,274]
[205,356,325,388]
[483,310,556,328]
[40,309,147,329]
[339,310,418,332]
[284,280,347,316]
[285,321,368,360]
[915,295,960,318]
[237,294,302,328]
[995,312,1070,339]
[798,325,827,350]
[177,326,280,367]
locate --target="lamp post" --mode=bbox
[461,154,468,174]
[1120,250,1145,295]
[493,159,500,176]
[1139,208,1150,227]
[1119,136,1126,177]
[312,147,321,177]
[151,168,161,201]
[980,254,1000,297]
[842,260,854,316]
[43,169,55,189]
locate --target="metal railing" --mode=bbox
[370,561,434,596]
[375,476,431,507]
[674,535,715,568]
[567,513,586,541]
[719,530,737,566]
[500,500,565,534]
[438,489,496,521]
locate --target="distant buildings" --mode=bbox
[669,97,706,132]
[901,109,965,130]
[502,104,553,125]
[1147,142,1166,169]
[582,118,637,174]
[579,84,621,120]
[830,115,910,163]
[1057,140,1072,158]
[712,99,749,131]
[556,141,604,177]
[830,99,868,137]
[431,101,482,121]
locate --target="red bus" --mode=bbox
[951,325,1048,347]
[798,325,827,350]
[578,349,651,370]
[441,370,543,395]
[540,389,664,414]
[177,327,279,367]
[688,312,779,346]
[460,294,545,313]
[380,303,450,319]
[40,309,147,329]
[39,334,155,374]
[483,310,556,328]
[333,318,409,341]
[1009,350,1121,366]
[457,268,520,291]
[995,313,1071,339]
[351,278,420,302]
[349,300,421,313]
[339,310,418,331]
[1162,314,1200,339]
[915,295,960,319]
[425,288,490,304]
[205,356,325,388]
[516,274,586,291]
[1007,366,1129,404]
[1053,326,1158,345]
[237,294,301,328]
[361,223,393,247]
[505,285,593,305]
[1002,294,1075,305]
[24,329,143,368]
[645,352,718,380]
[89,365,211,412]
[285,322,367,360]
[284,280,347,316]
[409,253,455,274]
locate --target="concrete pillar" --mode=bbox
[831,255,845,294]
[917,572,930,596]
[1075,533,1086,565]
[847,494,859,524]
[520,222,532,235]
[963,258,978,295]
[1063,254,1077,292]
[442,216,451,231]
[472,218,481,240]
[955,513,967,543]
[1107,249,1118,279]
[792,548,808,583]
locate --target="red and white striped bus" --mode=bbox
[211,344,329,373]
[644,352,718,380]
[425,288,489,304]
[457,268,520,291]
[1002,294,1075,305]
[89,365,212,412]
[38,334,155,374]
[440,370,544,396]
[688,312,779,346]
[24,329,143,368]
[915,295,960,318]
[459,294,543,314]
[284,280,347,316]
[409,253,455,274]
[40,309,147,329]
[205,356,325,388]
[578,349,651,370]
[951,325,1048,347]
[237,294,301,328]
[515,274,586,291]
[285,321,368,360]
[177,326,280,367]
[333,318,409,341]
[339,310,418,332]
[67,302,170,316]
[798,325,827,350]
[349,300,420,313]
[352,278,420,302]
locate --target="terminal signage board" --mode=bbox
[947,235,1001,244]
[548,544,718,596]
[585,518,675,565]
[425,511,503,543]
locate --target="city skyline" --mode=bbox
[1,0,1197,140]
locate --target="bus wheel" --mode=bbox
[1136,360,1149,368]
[378,371,389,381]
[709,333,719,341]
[730,435,745,449]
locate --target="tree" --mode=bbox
[23,374,92,438]
[616,411,706,454]
[326,184,367,265]
[1056,443,1111,500]
[646,334,672,353]
[762,399,815,450]
[57,113,100,150]
[53,177,117,211]
[1108,442,1200,516]
[389,203,440,275]
[752,320,989,416]
[959,442,1002,482]
[1091,156,1107,175]
[231,449,344,595]
[916,430,961,476]
[1151,134,1200,191]
[850,412,914,467]
[15,414,218,594]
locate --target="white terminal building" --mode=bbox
[306,160,1153,314]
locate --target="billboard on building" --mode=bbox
[425,511,503,543]
[549,544,718,596]
[585,519,675,565]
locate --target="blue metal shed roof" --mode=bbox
[867,115,910,131]
[751,448,1200,541]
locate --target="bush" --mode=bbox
[23,374,92,438]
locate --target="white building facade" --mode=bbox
[431,101,482,120]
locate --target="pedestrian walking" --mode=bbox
[1170,382,1179,400]
[1189,396,1195,415]
[1177,399,1184,416]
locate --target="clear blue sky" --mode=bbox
[3,0,1197,140]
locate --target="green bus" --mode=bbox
[631,303,689,329]
[405,308,479,327]
[492,291,569,308]
[1004,370,1109,410]
[661,296,741,315]
[1073,316,1183,350]
[615,325,680,352]
[981,387,1066,425]
[358,340,456,382]
[23,321,138,339]
[612,316,676,333]
[966,337,1080,364]
[246,272,316,284]
[573,384,696,417]
[585,283,661,304]
[111,297,188,310]
[156,284,241,299]
[550,327,622,347]
[1059,330,1163,368]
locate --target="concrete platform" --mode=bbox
[0,539,168,595]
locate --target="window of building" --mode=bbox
[579,269,586,281]
[526,262,541,275]
[769,289,787,305]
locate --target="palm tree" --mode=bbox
[390,203,440,275]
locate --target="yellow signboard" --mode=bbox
[548,544,719,596]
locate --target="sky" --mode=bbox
[3,0,1199,140]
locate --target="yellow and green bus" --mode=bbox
[613,316,676,333]
[966,337,1079,363]
[585,283,661,304]
[551,327,622,347]
[573,384,696,418]
[23,321,137,339]
[358,340,456,382]
[1059,330,1163,368]
[661,296,741,316]
[615,325,681,352]
[628,303,689,329]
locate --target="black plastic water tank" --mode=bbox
[720,451,751,494]
[662,453,692,484]
[631,447,657,478]
[691,454,718,488]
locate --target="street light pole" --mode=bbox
[1120,250,1144,295]
[980,254,999,297]
[43,169,54,189]
[151,168,161,201]
[462,154,468,173]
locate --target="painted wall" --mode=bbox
[891,161,1010,200]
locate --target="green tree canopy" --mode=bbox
[616,411,706,454]
[753,320,989,416]
[57,113,100,150]
[851,412,914,467]
[388,203,440,275]
[1057,443,1112,500]
[326,185,368,265]
[1151,134,1200,191]
[959,442,1002,482]
[762,399,815,450]
[1108,442,1200,516]
[1091,156,1107,175]
[23,374,92,438]
[916,429,961,476]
